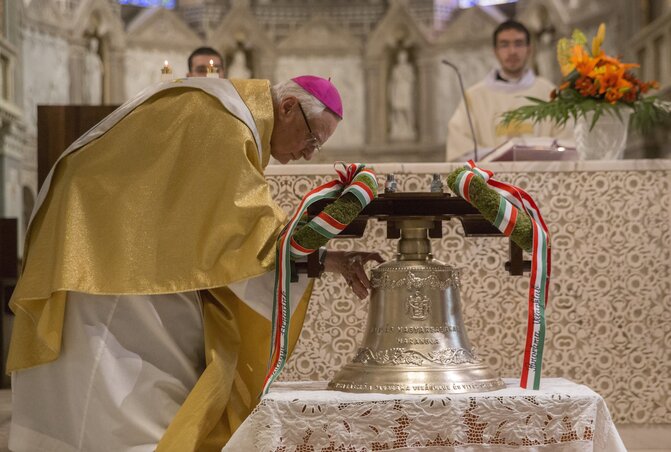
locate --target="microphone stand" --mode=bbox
[442,59,478,162]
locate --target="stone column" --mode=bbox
[416,54,434,146]
[107,48,126,104]
[365,57,386,146]
[256,53,276,82]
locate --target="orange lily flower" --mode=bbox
[598,54,639,71]
[571,45,597,76]
[592,63,633,103]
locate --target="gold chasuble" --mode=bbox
[7,79,311,450]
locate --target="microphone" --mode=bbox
[442,59,478,162]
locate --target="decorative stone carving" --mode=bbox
[365,1,430,147]
[126,7,202,52]
[13,0,643,169]
[25,0,68,32]
[278,16,363,54]
[125,6,201,89]
[22,29,70,132]
[434,6,502,46]
[82,36,103,105]
[210,0,274,79]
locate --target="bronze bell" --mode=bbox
[329,219,504,394]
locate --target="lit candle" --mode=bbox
[161,60,173,82]
[206,59,218,78]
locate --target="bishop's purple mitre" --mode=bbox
[291,75,343,119]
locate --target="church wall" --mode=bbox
[19,27,70,244]
[16,0,662,169]
[21,28,70,136]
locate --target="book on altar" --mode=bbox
[480,137,578,162]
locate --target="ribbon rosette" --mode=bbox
[453,160,551,390]
[263,162,377,394]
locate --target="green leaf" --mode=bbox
[501,94,671,133]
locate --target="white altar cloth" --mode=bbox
[224,378,625,451]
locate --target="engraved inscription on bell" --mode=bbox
[329,219,504,394]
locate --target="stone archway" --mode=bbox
[210,1,276,80]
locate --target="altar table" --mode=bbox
[224,378,625,451]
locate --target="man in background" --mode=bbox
[187,46,225,78]
[446,20,570,161]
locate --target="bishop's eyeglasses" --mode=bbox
[297,102,323,153]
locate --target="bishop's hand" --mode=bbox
[323,251,384,300]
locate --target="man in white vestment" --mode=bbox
[446,20,571,161]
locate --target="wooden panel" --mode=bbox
[0,219,16,389]
[0,218,17,280]
[37,105,119,190]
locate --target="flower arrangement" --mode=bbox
[501,23,671,131]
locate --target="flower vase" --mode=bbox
[574,109,632,160]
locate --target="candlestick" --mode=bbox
[206,59,218,78]
[161,60,173,82]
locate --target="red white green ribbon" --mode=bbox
[262,162,377,394]
[457,161,551,390]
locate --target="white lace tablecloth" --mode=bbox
[224,378,625,451]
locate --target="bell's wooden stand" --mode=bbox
[303,192,531,277]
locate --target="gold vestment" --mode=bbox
[8,80,311,450]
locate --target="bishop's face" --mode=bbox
[270,96,339,164]
[494,28,531,79]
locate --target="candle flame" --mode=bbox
[209,59,214,66]
[164,60,169,67]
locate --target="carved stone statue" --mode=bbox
[388,49,416,142]
[83,37,103,105]
[228,49,251,79]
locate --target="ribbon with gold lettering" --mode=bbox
[453,160,550,390]
[263,162,377,395]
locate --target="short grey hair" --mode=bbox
[271,79,328,119]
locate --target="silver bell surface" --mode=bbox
[329,219,504,394]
